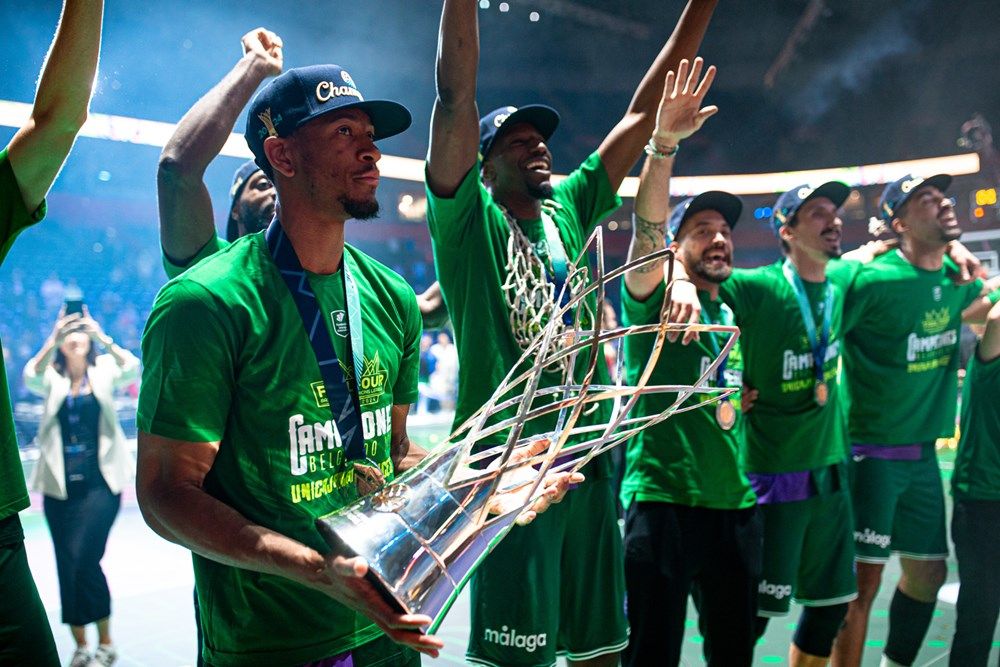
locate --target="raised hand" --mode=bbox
[241,27,284,77]
[652,57,718,149]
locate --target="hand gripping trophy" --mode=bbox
[317,227,739,631]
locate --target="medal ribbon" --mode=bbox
[781,259,833,389]
[700,296,734,388]
[538,201,574,325]
[266,219,367,463]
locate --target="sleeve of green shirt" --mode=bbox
[552,151,622,235]
[394,286,422,405]
[0,148,46,263]
[963,278,986,310]
[828,259,864,332]
[621,280,667,327]
[137,280,237,442]
[162,235,230,279]
[717,268,759,329]
[425,164,490,249]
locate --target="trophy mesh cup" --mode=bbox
[316,227,740,632]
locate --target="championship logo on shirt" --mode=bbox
[921,307,950,335]
[331,310,348,337]
[358,352,388,407]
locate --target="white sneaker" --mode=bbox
[68,647,91,667]
[90,645,117,667]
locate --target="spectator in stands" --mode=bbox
[23,306,138,667]
[416,333,438,414]
[429,332,459,411]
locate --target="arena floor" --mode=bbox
[19,431,1000,667]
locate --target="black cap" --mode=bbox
[667,191,742,241]
[478,104,560,160]
[245,64,411,174]
[878,173,953,222]
[770,181,850,236]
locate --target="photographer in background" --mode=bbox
[23,302,138,667]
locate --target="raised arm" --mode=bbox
[625,59,717,301]
[597,0,718,190]
[962,275,1000,325]
[157,28,282,262]
[426,0,482,197]
[7,0,104,213]
[977,299,1000,362]
[136,431,443,655]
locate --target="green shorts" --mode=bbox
[758,490,858,617]
[466,478,628,667]
[0,516,59,666]
[849,449,948,563]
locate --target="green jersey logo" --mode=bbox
[358,352,388,407]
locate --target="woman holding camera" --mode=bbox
[23,307,138,667]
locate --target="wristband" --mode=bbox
[644,138,679,159]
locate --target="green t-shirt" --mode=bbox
[425,152,621,477]
[0,147,45,525]
[954,349,1000,501]
[162,234,229,279]
[841,251,982,445]
[718,261,853,474]
[138,234,421,666]
[619,281,755,510]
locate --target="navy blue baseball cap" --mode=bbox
[226,160,265,241]
[770,181,850,236]
[667,191,742,242]
[878,173,952,222]
[245,64,411,174]
[479,104,560,160]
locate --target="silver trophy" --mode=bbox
[316,228,739,632]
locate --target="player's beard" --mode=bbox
[240,204,273,235]
[939,225,962,243]
[526,178,554,201]
[690,256,733,283]
[340,195,380,220]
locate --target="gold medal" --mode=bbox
[715,399,736,431]
[814,380,829,407]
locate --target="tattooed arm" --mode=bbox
[625,208,670,300]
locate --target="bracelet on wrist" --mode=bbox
[645,137,679,159]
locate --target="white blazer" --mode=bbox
[23,352,140,499]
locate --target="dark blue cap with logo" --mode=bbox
[479,104,560,160]
[245,64,411,174]
[227,160,265,241]
[667,190,742,242]
[878,173,952,222]
[770,181,850,236]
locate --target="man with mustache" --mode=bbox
[620,58,761,667]
[424,1,718,664]
[157,29,449,327]
[136,64,447,665]
[831,174,998,667]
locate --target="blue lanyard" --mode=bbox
[265,220,367,462]
[781,259,833,385]
[700,296,734,388]
[537,202,574,325]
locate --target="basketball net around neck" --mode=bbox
[500,201,587,371]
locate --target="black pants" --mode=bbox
[623,501,763,667]
[43,480,120,626]
[951,499,1000,667]
[0,515,59,667]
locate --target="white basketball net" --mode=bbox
[500,205,589,370]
